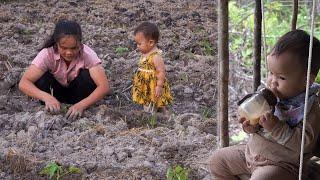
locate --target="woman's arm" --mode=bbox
[19,65,61,112]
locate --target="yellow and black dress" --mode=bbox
[132,51,173,108]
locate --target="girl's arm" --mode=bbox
[153,55,166,97]
[70,64,109,111]
[19,65,60,112]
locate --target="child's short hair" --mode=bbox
[271,29,320,76]
[134,22,159,43]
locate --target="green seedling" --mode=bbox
[115,46,129,56]
[39,162,62,179]
[179,74,188,82]
[149,114,157,128]
[195,26,205,33]
[39,161,82,180]
[60,104,70,114]
[202,107,213,118]
[46,104,70,115]
[166,165,190,180]
[199,39,214,56]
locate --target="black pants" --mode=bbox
[35,69,97,104]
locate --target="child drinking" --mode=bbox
[19,19,110,120]
[209,30,320,179]
[132,22,173,114]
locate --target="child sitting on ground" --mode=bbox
[209,29,320,179]
[132,22,173,114]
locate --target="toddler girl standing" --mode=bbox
[132,22,173,114]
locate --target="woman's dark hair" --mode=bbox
[134,22,159,43]
[41,19,82,51]
[271,29,320,76]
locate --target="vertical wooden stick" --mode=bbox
[254,0,262,91]
[291,0,299,30]
[217,0,229,148]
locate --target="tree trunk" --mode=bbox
[291,0,298,30]
[217,0,229,148]
[253,0,262,91]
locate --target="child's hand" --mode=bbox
[155,86,163,98]
[239,117,260,134]
[259,111,278,132]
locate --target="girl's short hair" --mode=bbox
[134,22,159,43]
[271,29,320,76]
[41,19,82,51]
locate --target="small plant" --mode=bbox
[39,161,82,180]
[166,165,190,180]
[60,104,70,114]
[195,26,205,33]
[179,74,189,82]
[148,114,157,128]
[115,46,129,56]
[202,107,213,118]
[199,39,214,56]
[46,103,70,115]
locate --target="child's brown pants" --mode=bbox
[208,145,297,180]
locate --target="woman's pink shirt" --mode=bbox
[32,44,101,86]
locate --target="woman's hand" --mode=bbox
[66,103,85,120]
[44,95,61,113]
[239,117,260,134]
[259,111,278,132]
[155,86,163,98]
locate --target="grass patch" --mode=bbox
[201,107,213,118]
[199,39,214,56]
[115,46,129,56]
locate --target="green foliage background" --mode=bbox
[229,1,320,81]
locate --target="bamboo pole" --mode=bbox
[291,0,299,30]
[217,0,229,148]
[253,0,262,91]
